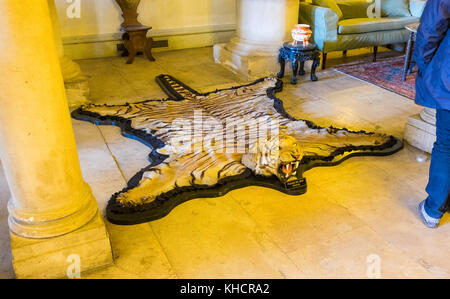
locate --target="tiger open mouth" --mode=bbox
[278,161,301,188]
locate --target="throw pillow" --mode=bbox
[337,0,372,19]
[380,0,411,17]
[312,0,344,20]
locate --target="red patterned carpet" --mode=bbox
[335,56,416,100]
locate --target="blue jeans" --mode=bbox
[424,109,450,218]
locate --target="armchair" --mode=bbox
[299,0,426,69]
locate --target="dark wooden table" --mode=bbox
[277,42,321,84]
[402,23,419,81]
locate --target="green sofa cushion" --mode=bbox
[337,0,372,19]
[381,0,411,17]
[312,0,343,20]
[337,16,419,34]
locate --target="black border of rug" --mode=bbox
[72,75,403,225]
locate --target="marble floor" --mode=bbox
[1,47,449,279]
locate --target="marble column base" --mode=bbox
[60,56,90,108]
[65,79,90,109]
[10,212,113,279]
[404,108,437,153]
[213,43,280,81]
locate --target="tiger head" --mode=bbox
[242,135,303,185]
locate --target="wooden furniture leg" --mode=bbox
[299,61,305,76]
[402,31,414,81]
[145,37,155,61]
[124,39,137,64]
[291,59,299,84]
[277,55,286,79]
[322,52,327,69]
[311,56,320,81]
[373,46,378,62]
[126,48,137,64]
[343,50,347,57]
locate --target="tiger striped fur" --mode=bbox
[73,75,400,210]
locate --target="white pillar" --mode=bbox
[0,0,112,278]
[214,0,299,80]
[404,108,437,153]
[48,0,90,108]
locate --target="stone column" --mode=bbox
[0,0,112,278]
[214,0,299,80]
[404,108,436,153]
[48,0,90,108]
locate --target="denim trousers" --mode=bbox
[425,109,450,218]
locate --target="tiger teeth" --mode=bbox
[282,163,292,174]
[281,162,299,177]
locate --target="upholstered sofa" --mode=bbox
[299,0,427,69]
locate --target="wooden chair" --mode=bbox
[115,0,155,64]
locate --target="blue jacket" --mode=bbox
[414,0,450,111]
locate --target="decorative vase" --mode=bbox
[291,24,312,46]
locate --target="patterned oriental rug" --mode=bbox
[335,56,416,100]
[72,75,403,225]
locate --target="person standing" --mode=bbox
[414,0,450,228]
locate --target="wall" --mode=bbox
[55,0,237,59]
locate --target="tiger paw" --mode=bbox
[116,192,156,207]
[116,174,176,207]
[115,179,159,207]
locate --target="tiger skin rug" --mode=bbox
[72,75,403,224]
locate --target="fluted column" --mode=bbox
[404,108,437,153]
[0,0,98,239]
[214,0,299,80]
[48,0,90,108]
[419,108,436,125]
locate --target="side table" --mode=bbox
[277,42,321,84]
[121,25,155,64]
[402,23,419,81]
